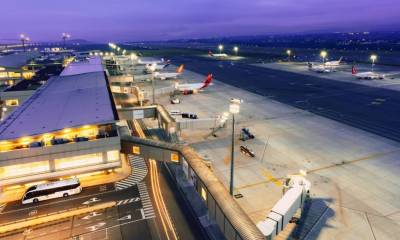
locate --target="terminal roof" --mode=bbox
[0,52,40,69]
[0,57,117,140]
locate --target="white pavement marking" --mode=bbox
[86,222,106,231]
[118,214,132,221]
[81,211,103,220]
[137,182,156,219]
[116,197,140,206]
[115,155,148,191]
[82,197,101,205]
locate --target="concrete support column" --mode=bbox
[49,159,56,172]
[102,152,108,163]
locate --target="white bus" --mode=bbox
[22,178,82,204]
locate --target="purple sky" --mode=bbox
[1,0,399,42]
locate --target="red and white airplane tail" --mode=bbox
[200,74,213,89]
[352,66,358,75]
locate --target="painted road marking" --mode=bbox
[81,211,102,220]
[116,198,140,206]
[86,222,106,231]
[118,214,132,221]
[82,197,101,205]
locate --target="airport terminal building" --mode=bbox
[0,57,121,188]
[0,52,38,87]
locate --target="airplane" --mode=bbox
[208,51,228,58]
[308,62,331,73]
[137,58,166,65]
[175,74,213,94]
[144,61,171,73]
[154,64,184,80]
[352,66,384,80]
[324,57,343,67]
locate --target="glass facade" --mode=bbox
[107,150,120,162]
[54,153,103,170]
[0,161,50,180]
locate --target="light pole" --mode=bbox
[218,44,224,54]
[286,49,292,62]
[370,54,377,72]
[1,106,7,121]
[320,50,327,65]
[149,64,157,105]
[62,33,71,49]
[233,46,239,56]
[229,98,241,196]
[20,34,29,52]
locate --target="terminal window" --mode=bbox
[5,99,19,107]
[0,72,7,78]
[107,150,120,162]
[201,187,207,201]
[132,146,140,155]
[0,161,50,179]
[171,152,179,163]
[54,153,103,170]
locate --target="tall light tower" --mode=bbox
[370,54,377,72]
[218,44,224,54]
[320,50,327,65]
[20,34,30,52]
[229,98,242,196]
[286,49,292,62]
[148,64,157,105]
[233,46,239,56]
[62,33,71,49]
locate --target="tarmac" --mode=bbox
[153,63,400,239]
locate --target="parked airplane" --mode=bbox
[154,64,185,80]
[175,74,213,94]
[144,62,171,73]
[324,57,343,67]
[308,62,331,73]
[352,66,384,80]
[137,58,166,65]
[208,51,228,58]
